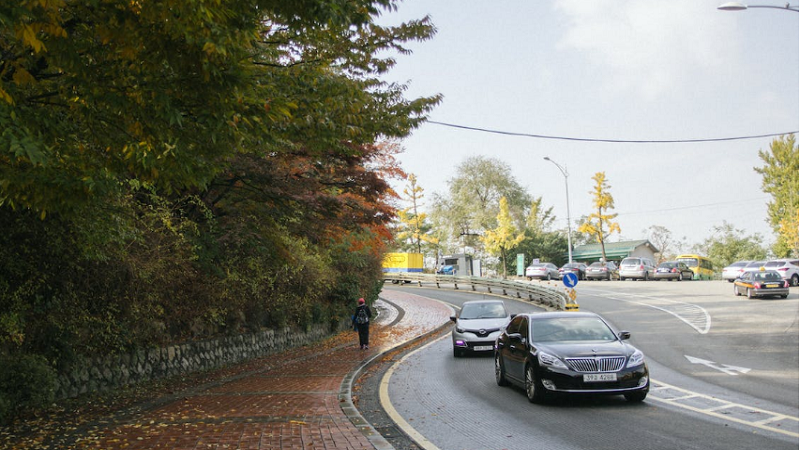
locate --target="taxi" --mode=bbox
[733,269,790,299]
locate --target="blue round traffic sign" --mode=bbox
[562,272,579,288]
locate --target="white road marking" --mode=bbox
[685,355,752,375]
[585,289,711,334]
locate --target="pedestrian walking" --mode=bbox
[353,297,372,349]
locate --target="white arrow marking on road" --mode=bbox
[685,355,752,376]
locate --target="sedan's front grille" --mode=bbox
[466,328,500,338]
[565,356,626,373]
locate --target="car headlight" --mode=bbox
[538,351,568,370]
[455,326,465,333]
[627,349,645,368]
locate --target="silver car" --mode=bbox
[619,257,656,281]
[722,260,751,282]
[450,300,514,357]
[525,262,561,281]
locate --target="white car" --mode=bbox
[722,260,751,282]
[764,259,799,287]
[741,260,767,275]
[450,300,514,357]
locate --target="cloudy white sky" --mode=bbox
[377,1,799,252]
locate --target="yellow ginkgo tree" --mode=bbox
[482,197,525,279]
[578,172,621,262]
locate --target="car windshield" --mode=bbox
[746,261,765,268]
[531,317,617,342]
[754,272,782,281]
[764,261,782,268]
[460,303,507,320]
[588,262,604,268]
[658,262,676,268]
[729,261,749,268]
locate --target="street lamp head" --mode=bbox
[718,1,799,10]
[543,156,551,161]
[718,1,748,10]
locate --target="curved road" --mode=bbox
[375,281,798,450]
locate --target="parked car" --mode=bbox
[436,265,455,275]
[722,260,751,282]
[763,259,799,287]
[450,300,514,357]
[619,257,656,281]
[733,270,790,299]
[585,261,619,281]
[559,262,587,280]
[742,260,767,274]
[494,311,649,403]
[525,262,561,281]
[653,261,694,281]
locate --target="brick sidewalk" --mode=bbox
[47,290,452,450]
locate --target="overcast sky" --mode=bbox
[377,0,799,252]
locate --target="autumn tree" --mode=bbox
[754,135,799,257]
[394,174,437,256]
[0,0,443,421]
[515,197,567,269]
[481,197,525,278]
[578,172,621,262]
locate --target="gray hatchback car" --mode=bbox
[450,300,514,357]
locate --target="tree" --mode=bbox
[754,135,799,257]
[644,225,687,262]
[577,172,620,262]
[0,1,441,218]
[694,222,768,269]
[394,174,437,256]
[430,156,530,255]
[481,197,524,278]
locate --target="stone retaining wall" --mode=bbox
[55,322,343,399]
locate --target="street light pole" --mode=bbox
[543,157,573,264]
[717,2,799,11]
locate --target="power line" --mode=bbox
[427,121,797,144]
[615,197,770,217]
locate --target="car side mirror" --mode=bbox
[509,313,517,319]
[618,331,631,340]
[449,315,457,322]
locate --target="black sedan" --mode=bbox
[653,261,694,281]
[494,312,649,403]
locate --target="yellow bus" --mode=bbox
[676,254,714,280]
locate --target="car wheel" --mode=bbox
[624,390,648,402]
[780,295,788,299]
[546,273,551,281]
[525,364,546,403]
[792,274,799,287]
[734,285,740,296]
[678,273,683,281]
[747,288,755,299]
[495,353,510,387]
[644,273,649,281]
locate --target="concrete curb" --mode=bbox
[339,296,455,450]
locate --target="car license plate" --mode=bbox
[473,345,493,351]
[583,373,617,382]
[765,283,779,288]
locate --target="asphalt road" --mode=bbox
[358,281,799,450]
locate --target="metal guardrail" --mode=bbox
[383,273,571,310]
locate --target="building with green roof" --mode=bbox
[570,240,659,263]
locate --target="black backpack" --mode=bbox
[355,307,369,325]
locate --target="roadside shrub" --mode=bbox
[0,354,56,424]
